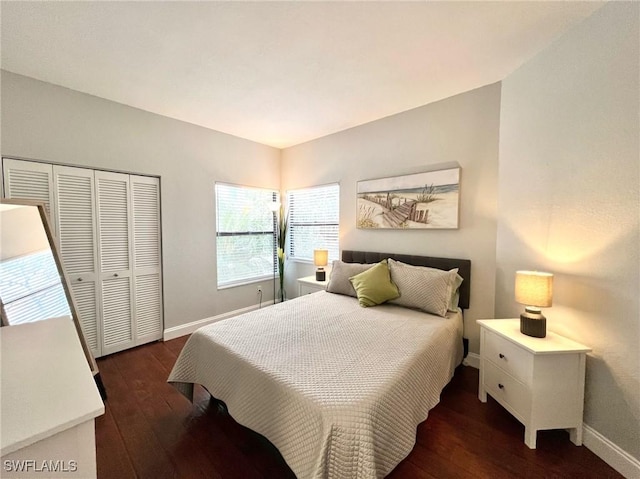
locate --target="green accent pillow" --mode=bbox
[349,260,400,307]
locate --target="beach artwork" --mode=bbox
[357,167,460,229]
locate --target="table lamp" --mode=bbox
[515,270,553,338]
[314,249,329,281]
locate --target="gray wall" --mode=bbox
[496,2,639,461]
[282,83,502,354]
[0,71,281,329]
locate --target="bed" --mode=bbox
[169,250,471,478]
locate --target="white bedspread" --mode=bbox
[168,291,463,478]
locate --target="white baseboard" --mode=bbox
[463,352,480,369]
[163,300,275,341]
[583,423,640,479]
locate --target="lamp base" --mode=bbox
[315,269,326,281]
[520,312,546,338]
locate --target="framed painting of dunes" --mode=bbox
[356,167,460,229]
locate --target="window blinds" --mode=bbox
[215,183,278,287]
[288,183,339,262]
[0,249,71,324]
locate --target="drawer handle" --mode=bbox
[113,273,119,277]
[498,383,505,390]
[498,353,505,359]
[77,277,83,282]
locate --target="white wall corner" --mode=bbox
[583,423,640,479]
[463,352,480,369]
[163,300,275,341]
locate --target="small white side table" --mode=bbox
[298,275,328,296]
[477,318,591,449]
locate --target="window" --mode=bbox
[288,183,340,262]
[0,249,71,325]
[215,183,278,287]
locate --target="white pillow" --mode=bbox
[326,260,375,297]
[388,258,462,317]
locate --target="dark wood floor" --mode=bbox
[96,336,622,479]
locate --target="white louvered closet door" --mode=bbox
[95,170,135,355]
[2,159,56,236]
[131,175,163,343]
[53,165,102,357]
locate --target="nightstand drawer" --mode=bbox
[484,329,532,384]
[483,361,530,420]
[299,283,324,295]
[298,276,328,296]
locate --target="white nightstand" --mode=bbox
[477,319,591,449]
[298,275,328,295]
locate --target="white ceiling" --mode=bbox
[1,1,603,149]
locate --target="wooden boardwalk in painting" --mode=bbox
[382,200,424,227]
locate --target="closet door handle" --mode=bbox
[499,353,505,359]
[498,383,504,390]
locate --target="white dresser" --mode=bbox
[477,319,591,449]
[1,317,105,478]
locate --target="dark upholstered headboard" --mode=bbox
[341,250,471,310]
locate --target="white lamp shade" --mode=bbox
[313,249,329,267]
[515,271,553,307]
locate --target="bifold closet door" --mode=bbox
[53,165,102,357]
[2,159,56,235]
[131,175,163,344]
[3,158,163,356]
[95,170,136,355]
